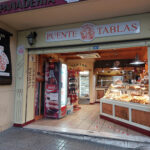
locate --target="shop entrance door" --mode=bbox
[34,55,45,121]
[35,81,45,120]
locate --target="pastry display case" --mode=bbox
[100,82,150,134]
[103,83,150,105]
[96,75,113,88]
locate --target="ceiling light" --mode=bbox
[130,54,145,65]
[79,71,89,75]
[110,67,120,70]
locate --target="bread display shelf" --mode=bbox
[104,83,150,105]
[100,98,150,134]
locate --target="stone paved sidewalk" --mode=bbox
[0,127,135,150]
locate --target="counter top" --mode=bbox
[100,98,150,111]
[96,88,107,90]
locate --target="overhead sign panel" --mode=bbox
[46,21,140,42]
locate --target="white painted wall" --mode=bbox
[0,23,17,132]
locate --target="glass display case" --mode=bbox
[103,83,150,105]
[96,75,113,88]
[100,81,150,134]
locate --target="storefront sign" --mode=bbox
[46,21,140,42]
[0,0,86,15]
[70,63,87,68]
[0,28,12,85]
[65,0,79,3]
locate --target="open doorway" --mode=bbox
[26,46,150,138]
[79,71,90,104]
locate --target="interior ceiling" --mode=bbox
[0,0,150,30]
[44,47,147,62]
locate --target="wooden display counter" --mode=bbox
[100,98,150,136]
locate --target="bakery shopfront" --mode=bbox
[14,13,150,136]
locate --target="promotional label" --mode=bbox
[0,45,9,72]
[44,62,60,118]
[46,84,57,93]
[17,45,25,55]
[0,28,12,85]
[46,21,140,42]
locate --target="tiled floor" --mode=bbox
[31,104,148,138]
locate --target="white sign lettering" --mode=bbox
[46,21,140,42]
[0,72,10,76]
[65,0,79,3]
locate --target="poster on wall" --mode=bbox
[44,61,60,118]
[0,28,12,85]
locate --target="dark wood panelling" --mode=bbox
[97,90,105,99]
[115,105,129,120]
[132,109,150,127]
[102,103,113,115]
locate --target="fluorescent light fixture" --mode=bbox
[130,54,145,65]
[77,53,100,59]
[79,71,89,75]
[110,67,120,70]
[130,61,145,65]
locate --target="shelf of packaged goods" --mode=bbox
[97,74,123,76]
[97,80,113,82]
[100,98,150,132]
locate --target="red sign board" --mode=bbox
[0,0,86,15]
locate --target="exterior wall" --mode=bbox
[0,22,17,131]
[15,13,150,125]
[19,13,150,49]
[14,49,28,124]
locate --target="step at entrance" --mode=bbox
[24,124,150,149]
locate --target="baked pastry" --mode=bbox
[129,85,140,90]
